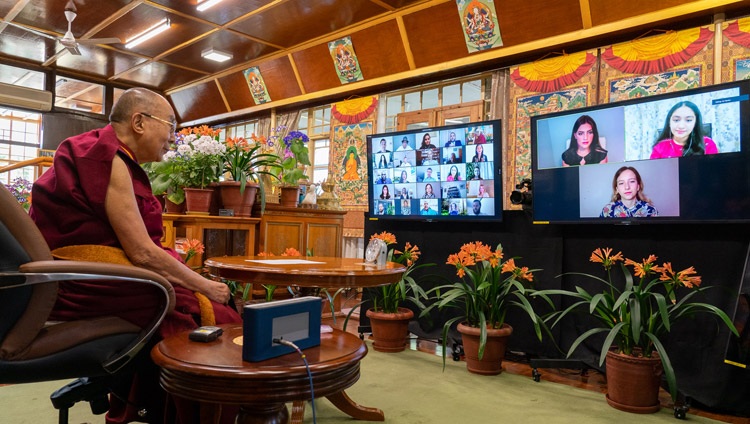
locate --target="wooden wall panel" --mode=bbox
[403,2,469,68]
[257,56,304,101]
[171,81,228,123]
[350,20,411,79]
[495,0,582,46]
[293,44,343,94]
[589,0,687,26]
[220,72,256,110]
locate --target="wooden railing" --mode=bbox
[0,156,53,182]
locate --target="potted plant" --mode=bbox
[277,130,311,207]
[173,126,226,214]
[536,247,739,413]
[344,231,434,352]
[5,177,32,212]
[143,157,186,213]
[423,241,545,375]
[220,134,281,216]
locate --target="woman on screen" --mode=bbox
[472,144,488,162]
[600,166,658,218]
[379,185,391,200]
[651,101,718,159]
[401,199,411,215]
[447,165,462,181]
[477,183,490,198]
[377,154,388,168]
[420,133,437,149]
[423,183,436,199]
[448,202,459,215]
[562,115,608,167]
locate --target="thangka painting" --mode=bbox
[242,67,271,104]
[328,36,364,84]
[331,122,371,206]
[722,17,750,82]
[598,26,714,104]
[605,67,702,103]
[456,0,502,52]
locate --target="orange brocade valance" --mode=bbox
[510,52,596,93]
[601,27,713,75]
[723,18,750,48]
[331,97,378,124]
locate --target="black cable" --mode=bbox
[273,338,317,424]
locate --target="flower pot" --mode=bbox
[219,181,258,217]
[457,322,513,375]
[183,187,213,215]
[605,349,662,414]
[164,198,185,214]
[279,185,300,208]
[366,308,414,353]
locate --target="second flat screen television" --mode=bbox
[366,119,502,221]
[531,80,750,224]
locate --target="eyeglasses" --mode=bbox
[140,112,177,133]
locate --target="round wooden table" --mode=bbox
[203,256,406,288]
[152,324,383,424]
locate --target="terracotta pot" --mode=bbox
[219,181,258,217]
[457,322,513,375]
[164,198,185,214]
[183,187,213,215]
[279,185,300,208]
[605,349,663,413]
[366,308,414,353]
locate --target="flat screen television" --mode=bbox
[530,80,750,224]
[366,119,503,221]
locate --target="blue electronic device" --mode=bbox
[242,296,322,362]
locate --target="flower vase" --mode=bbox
[457,322,513,375]
[605,349,663,413]
[366,308,414,353]
[183,187,213,215]
[279,185,300,208]
[219,181,258,217]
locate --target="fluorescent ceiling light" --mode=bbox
[197,0,224,12]
[201,48,232,62]
[125,18,171,49]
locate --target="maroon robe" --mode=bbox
[31,125,239,423]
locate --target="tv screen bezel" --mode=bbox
[366,119,503,222]
[529,80,750,225]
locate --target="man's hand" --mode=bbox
[201,279,232,305]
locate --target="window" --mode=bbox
[55,76,105,114]
[297,105,331,186]
[382,73,493,133]
[0,110,42,184]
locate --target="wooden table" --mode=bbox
[203,256,406,288]
[152,324,383,424]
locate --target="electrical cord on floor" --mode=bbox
[273,338,317,424]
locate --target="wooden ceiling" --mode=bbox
[1,0,749,127]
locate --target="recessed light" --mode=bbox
[197,0,224,12]
[201,48,233,62]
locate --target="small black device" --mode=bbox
[189,326,223,342]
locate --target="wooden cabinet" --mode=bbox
[162,213,260,268]
[256,205,346,257]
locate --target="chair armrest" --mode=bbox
[5,260,177,373]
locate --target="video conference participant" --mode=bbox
[395,136,413,151]
[651,101,718,159]
[376,202,387,215]
[600,166,658,217]
[422,183,437,198]
[472,144,488,162]
[562,115,608,166]
[419,133,437,149]
[375,170,392,184]
[421,167,437,182]
[446,165,462,182]
[420,199,438,215]
[471,199,484,215]
[400,198,412,215]
[444,131,463,147]
[377,154,389,168]
[376,137,391,154]
[379,184,392,199]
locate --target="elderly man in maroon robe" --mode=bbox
[30,87,240,424]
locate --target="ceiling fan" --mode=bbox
[1,1,121,56]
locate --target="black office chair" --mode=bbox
[0,183,175,423]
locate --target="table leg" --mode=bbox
[290,400,305,424]
[236,403,289,424]
[327,391,384,421]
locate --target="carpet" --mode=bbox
[0,342,724,424]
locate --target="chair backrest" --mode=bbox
[0,184,57,358]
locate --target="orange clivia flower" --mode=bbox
[501,258,516,274]
[370,231,397,245]
[659,262,702,289]
[177,238,204,262]
[624,254,660,278]
[281,247,302,257]
[590,247,623,269]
